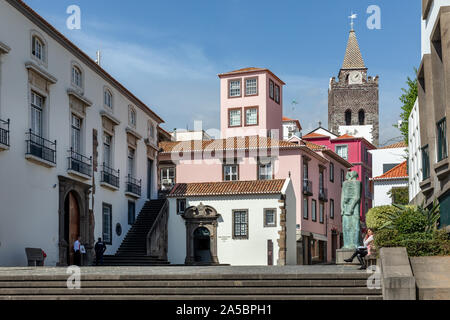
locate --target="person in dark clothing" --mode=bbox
[94,237,107,266]
[344,229,374,270]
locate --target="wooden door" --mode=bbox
[68,192,80,265]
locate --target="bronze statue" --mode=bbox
[341,171,362,249]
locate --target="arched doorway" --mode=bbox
[193,227,211,263]
[64,191,80,266]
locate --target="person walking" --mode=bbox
[344,229,374,270]
[94,237,107,266]
[73,236,81,266]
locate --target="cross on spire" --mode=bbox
[349,12,357,30]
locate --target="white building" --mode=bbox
[408,100,422,202]
[282,117,301,140]
[338,125,374,145]
[171,130,212,142]
[371,162,408,207]
[167,179,296,266]
[0,0,164,266]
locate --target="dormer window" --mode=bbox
[229,79,241,97]
[32,36,44,61]
[72,66,82,88]
[104,89,113,110]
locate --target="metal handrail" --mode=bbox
[68,148,92,177]
[0,119,10,147]
[126,174,142,196]
[26,129,57,164]
[101,163,120,188]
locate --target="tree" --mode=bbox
[398,69,418,145]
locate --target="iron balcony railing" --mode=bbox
[126,175,142,196]
[0,119,10,147]
[26,129,56,164]
[319,187,328,202]
[303,179,313,196]
[101,163,120,188]
[68,148,92,177]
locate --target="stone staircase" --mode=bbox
[102,199,169,266]
[0,266,383,300]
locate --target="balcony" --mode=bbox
[101,163,120,190]
[0,118,10,150]
[67,148,92,179]
[302,179,313,196]
[126,175,142,198]
[25,130,56,167]
[319,187,328,202]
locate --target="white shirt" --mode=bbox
[74,240,81,252]
[363,235,374,248]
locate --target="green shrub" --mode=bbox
[366,206,399,231]
[394,207,428,234]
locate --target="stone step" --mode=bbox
[0,287,382,296]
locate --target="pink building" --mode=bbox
[159,68,352,264]
[303,129,376,221]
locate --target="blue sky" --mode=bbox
[24,0,421,145]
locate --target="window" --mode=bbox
[341,169,345,186]
[345,110,352,125]
[128,147,135,177]
[32,36,44,61]
[383,163,401,173]
[102,204,112,245]
[359,109,365,125]
[228,108,241,127]
[129,106,137,127]
[330,162,334,182]
[233,210,248,239]
[303,197,309,219]
[148,121,155,140]
[245,78,258,96]
[104,89,113,110]
[229,79,241,97]
[71,114,82,153]
[258,159,273,180]
[303,162,309,180]
[274,85,280,103]
[160,167,175,190]
[177,199,186,215]
[269,80,274,99]
[336,145,348,160]
[330,199,335,219]
[245,107,258,126]
[128,201,135,225]
[264,209,276,227]
[223,162,239,181]
[30,91,44,136]
[422,145,430,180]
[72,66,82,88]
[103,133,112,167]
[437,118,447,161]
[312,200,317,221]
[319,202,324,224]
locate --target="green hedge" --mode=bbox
[366,206,399,231]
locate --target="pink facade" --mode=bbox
[160,68,352,264]
[303,133,375,220]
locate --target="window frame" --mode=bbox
[71,65,83,89]
[244,77,258,96]
[102,203,112,245]
[71,114,82,153]
[128,201,136,225]
[258,158,274,181]
[311,200,317,222]
[30,31,47,66]
[244,106,259,126]
[103,132,112,167]
[127,146,136,177]
[232,209,249,240]
[30,91,44,137]
[128,106,137,128]
[228,108,242,128]
[319,202,324,224]
[437,117,448,162]
[223,161,239,181]
[177,198,186,215]
[330,162,335,182]
[274,84,280,104]
[335,144,349,160]
[228,78,242,98]
[104,88,113,111]
[303,197,309,219]
[263,208,277,228]
[330,199,335,219]
[269,79,275,100]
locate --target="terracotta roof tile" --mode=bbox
[168,180,286,197]
[336,133,355,139]
[372,161,408,180]
[303,132,328,139]
[380,141,407,149]
[303,140,326,151]
[159,136,300,153]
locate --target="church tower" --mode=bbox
[328,28,379,146]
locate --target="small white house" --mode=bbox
[371,161,408,206]
[167,179,296,266]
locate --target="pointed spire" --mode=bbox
[342,30,365,70]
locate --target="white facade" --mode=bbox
[408,100,422,202]
[282,120,301,140]
[0,0,162,266]
[167,180,296,266]
[171,130,212,141]
[372,179,409,207]
[422,0,450,56]
[370,147,408,178]
[338,125,373,144]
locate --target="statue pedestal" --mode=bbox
[336,248,360,265]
